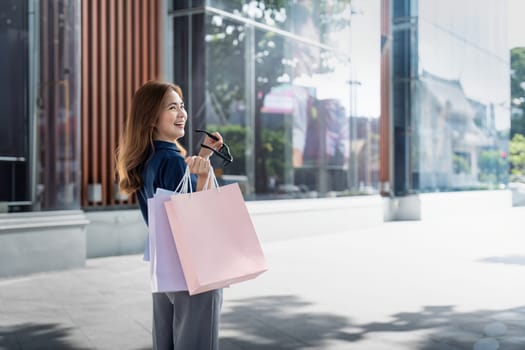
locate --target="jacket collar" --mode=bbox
[153,140,181,153]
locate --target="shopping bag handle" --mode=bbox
[174,165,219,194]
[174,166,193,194]
[202,166,220,192]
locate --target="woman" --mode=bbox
[116,80,223,349]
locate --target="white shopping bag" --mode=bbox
[148,188,188,293]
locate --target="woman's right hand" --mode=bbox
[185,156,211,176]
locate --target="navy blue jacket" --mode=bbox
[137,140,197,261]
[137,140,197,226]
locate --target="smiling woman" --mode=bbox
[116,81,184,195]
[154,90,188,142]
[115,80,226,350]
[116,80,223,195]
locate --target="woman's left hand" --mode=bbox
[198,132,224,159]
[186,156,211,176]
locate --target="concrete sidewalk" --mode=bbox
[1,205,525,349]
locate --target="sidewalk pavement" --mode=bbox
[1,205,525,350]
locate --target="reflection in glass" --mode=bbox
[0,0,30,209]
[206,1,352,52]
[416,0,510,191]
[0,0,81,212]
[204,14,247,179]
[172,0,204,11]
[200,1,380,199]
[36,0,81,210]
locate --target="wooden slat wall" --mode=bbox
[82,0,161,208]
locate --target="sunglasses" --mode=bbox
[195,129,233,166]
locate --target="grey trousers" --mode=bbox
[152,289,222,350]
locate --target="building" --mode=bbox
[0,0,510,277]
[381,0,510,219]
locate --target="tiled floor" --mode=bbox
[1,206,525,349]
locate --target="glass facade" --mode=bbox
[415,0,510,191]
[173,0,381,199]
[0,0,30,207]
[1,0,510,214]
[37,1,82,210]
[0,0,81,212]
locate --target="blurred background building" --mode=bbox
[381,0,510,219]
[0,0,514,276]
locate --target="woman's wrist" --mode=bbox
[195,172,211,191]
[197,148,212,160]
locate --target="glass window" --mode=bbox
[171,0,205,11]
[35,0,82,211]
[417,0,510,191]
[173,1,379,200]
[206,0,352,50]
[1,0,81,212]
[203,14,247,179]
[200,3,379,199]
[0,0,30,208]
[252,29,352,198]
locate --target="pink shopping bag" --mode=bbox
[164,180,267,295]
[148,188,187,293]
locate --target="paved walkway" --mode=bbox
[1,205,525,350]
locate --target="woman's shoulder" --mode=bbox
[155,151,187,191]
[148,142,184,165]
[156,149,186,175]
[142,149,183,183]
[158,148,185,164]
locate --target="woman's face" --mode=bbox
[154,89,187,142]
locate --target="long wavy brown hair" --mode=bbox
[116,80,186,195]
